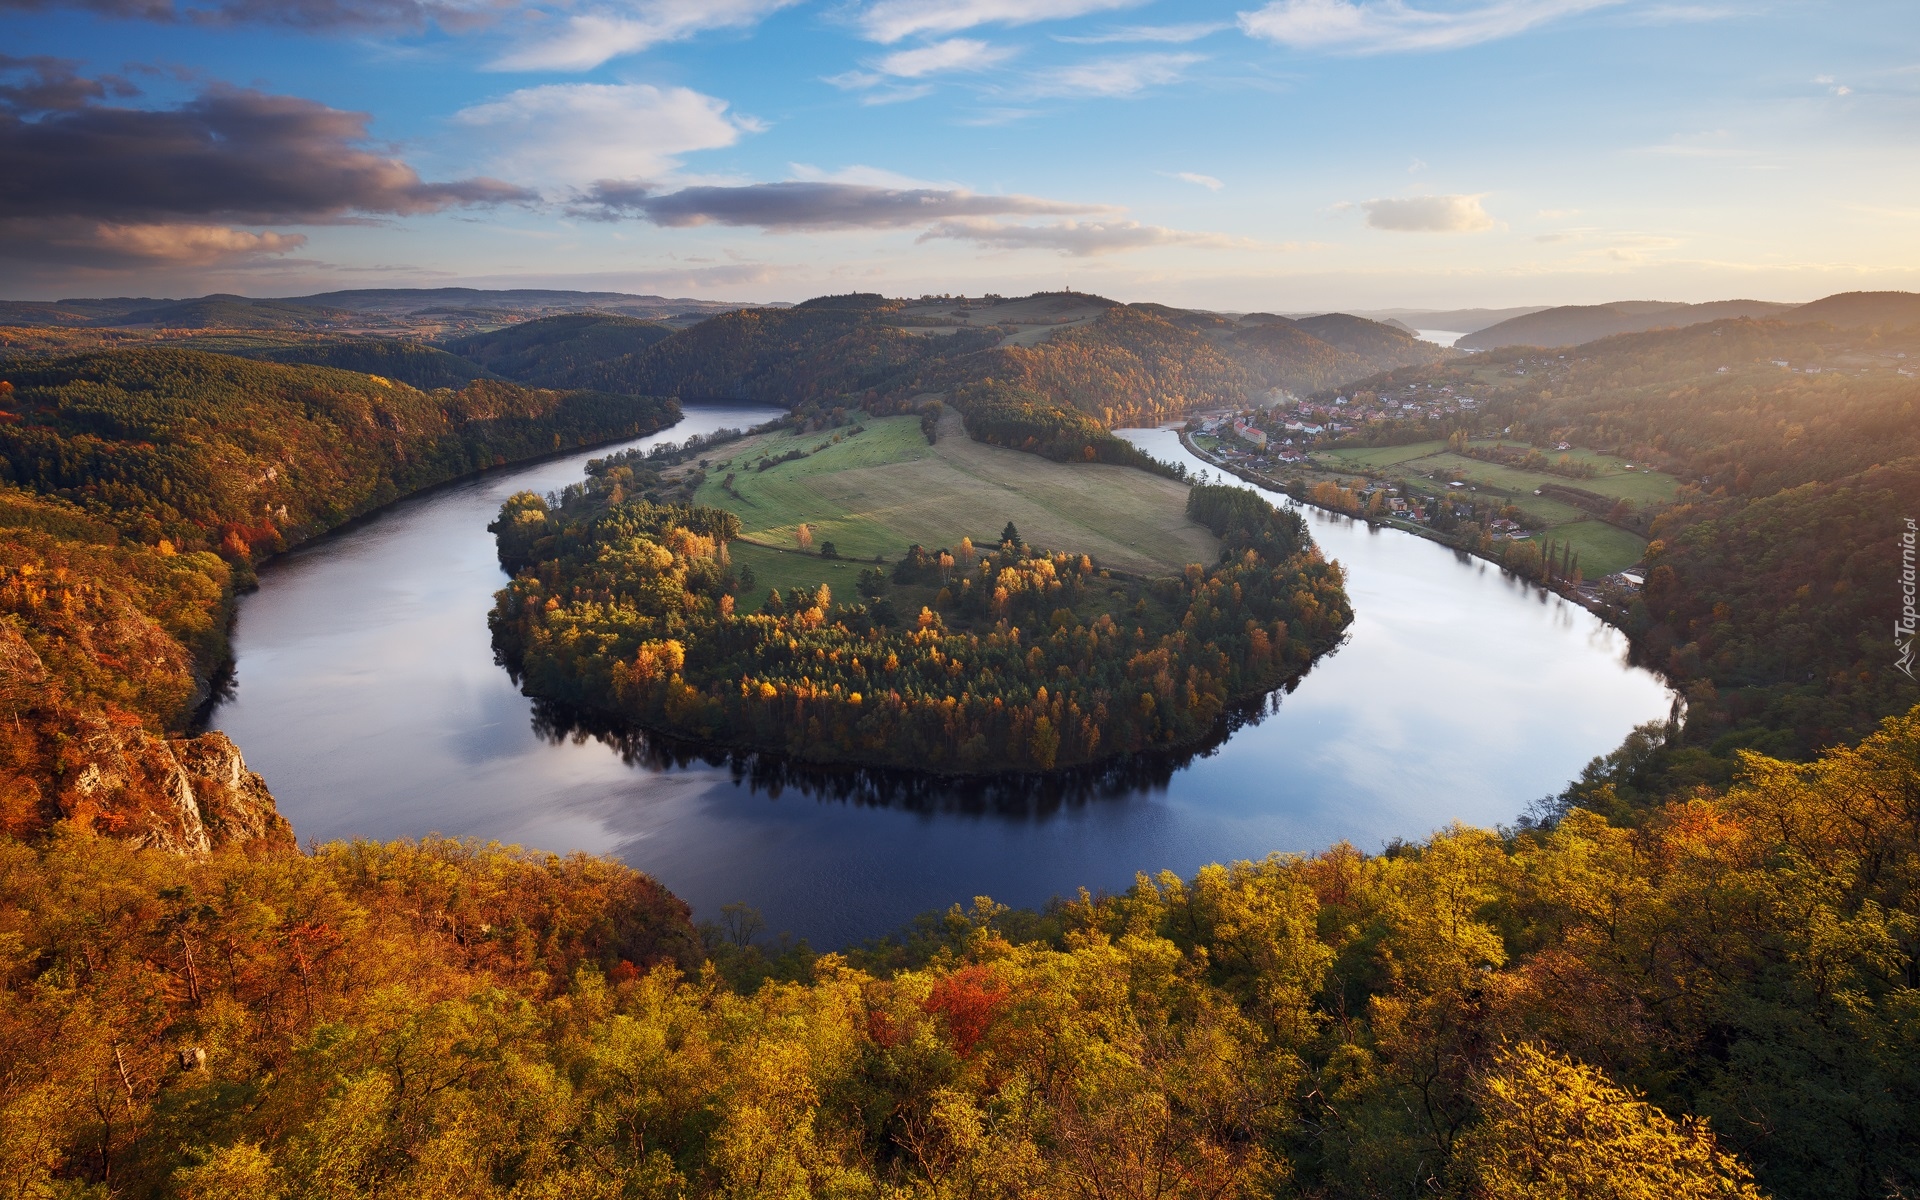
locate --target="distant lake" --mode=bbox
[1417,329,1469,347]
[211,407,1672,947]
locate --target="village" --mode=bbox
[1178,387,1661,618]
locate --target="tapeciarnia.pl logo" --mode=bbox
[1900,517,1917,680]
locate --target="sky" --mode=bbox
[2,0,1916,309]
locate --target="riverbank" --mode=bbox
[217,414,1672,944]
[0,347,686,848]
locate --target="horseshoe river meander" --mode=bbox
[210,404,1673,947]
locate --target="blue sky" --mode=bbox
[2,0,1915,307]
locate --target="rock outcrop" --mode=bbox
[3,598,292,853]
[59,722,292,854]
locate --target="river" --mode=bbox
[211,406,1672,947]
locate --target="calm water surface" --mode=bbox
[213,408,1671,946]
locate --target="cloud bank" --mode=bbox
[0,58,527,266]
[0,0,505,30]
[919,217,1263,255]
[575,181,1109,229]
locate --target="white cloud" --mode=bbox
[826,36,1015,101]
[918,216,1263,255]
[1054,22,1227,43]
[1357,194,1495,231]
[854,0,1145,44]
[1237,0,1622,54]
[1163,170,1225,190]
[874,37,1017,76]
[491,0,801,71]
[454,84,755,185]
[1026,52,1202,96]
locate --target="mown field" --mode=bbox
[695,412,1218,580]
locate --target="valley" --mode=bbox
[0,284,1914,1198]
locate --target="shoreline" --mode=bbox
[191,402,701,733]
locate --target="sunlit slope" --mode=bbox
[693,412,1218,576]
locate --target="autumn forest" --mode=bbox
[0,287,1917,1198]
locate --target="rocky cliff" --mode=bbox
[61,723,291,854]
[1,621,291,853]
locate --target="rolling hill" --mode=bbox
[1457,299,1795,350]
[442,311,676,389]
[234,338,502,389]
[1218,312,1449,395]
[1349,304,1549,333]
[1782,290,1920,328]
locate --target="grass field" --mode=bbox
[695,412,1220,589]
[1318,440,1449,469]
[1298,437,1660,577]
[1460,440,1681,504]
[728,542,875,612]
[1540,520,1649,577]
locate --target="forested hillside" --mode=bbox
[1290,311,1447,364]
[961,304,1252,425]
[8,705,1916,1197]
[440,292,1440,426]
[1457,299,1792,350]
[1221,318,1395,396]
[230,338,500,390]
[0,349,679,845]
[1346,317,1920,797]
[602,295,1000,407]
[443,312,676,389]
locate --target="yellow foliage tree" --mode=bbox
[1454,1044,1763,1200]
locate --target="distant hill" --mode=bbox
[115,295,361,331]
[0,298,167,327]
[1457,299,1796,350]
[1218,321,1376,396]
[443,312,675,390]
[287,287,756,324]
[1213,312,1451,395]
[232,339,499,390]
[1125,301,1236,332]
[1348,305,1549,334]
[0,287,767,335]
[1292,312,1436,361]
[1783,291,1920,329]
[1,287,1456,414]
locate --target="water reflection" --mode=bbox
[212,411,1672,947]
[526,683,1303,819]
